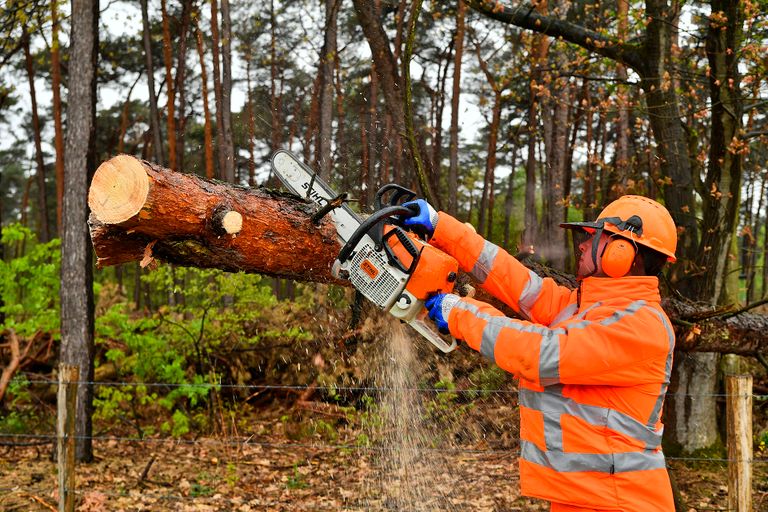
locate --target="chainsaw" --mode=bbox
[270,149,459,353]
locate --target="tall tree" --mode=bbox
[61,0,98,462]
[140,0,165,164]
[51,0,65,233]
[21,26,50,243]
[210,0,225,177]
[316,0,341,181]
[160,0,178,170]
[193,11,215,179]
[447,0,466,216]
[219,0,235,182]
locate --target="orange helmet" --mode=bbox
[561,195,677,262]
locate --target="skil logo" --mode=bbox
[360,259,379,279]
[301,182,328,206]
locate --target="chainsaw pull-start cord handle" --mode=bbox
[337,205,415,264]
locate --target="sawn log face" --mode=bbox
[88,155,341,282]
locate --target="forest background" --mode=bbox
[1,0,767,510]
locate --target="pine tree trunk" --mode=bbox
[88,155,340,282]
[174,0,193,172]
[51,0,65,234]
[447,0,465,216]
[210,0,225,176]
[523,32,548,246]
[160,0,177,170]
[194,13,215,180]
[367,66,379,209]
[141,0,165,164]
[245,52,257,187]
[61,0,98,463]
[220,0,235,182]
[317,0,340,181]
[22,29,50,244]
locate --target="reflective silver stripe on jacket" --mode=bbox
[521,440,667,473]
[518,270,543,319]
[471,240,499,284]
[448,297,670,474]
[645,307,675,429]
[519,388,663,448]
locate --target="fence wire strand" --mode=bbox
[14,375,768,399]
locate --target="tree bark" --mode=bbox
[62,0,98,463]
[194,13,215,180]
[402,0,437,206]
[447,0,466,216]
[352,0,409,171]
[366,65,379,209]
[22,28,50,244]
[219,0,235,182]
[140,0,165,164]
[88,155,340,282]
[210,0,225,176]
[160,0,177,170]
[173,0,193,173]
[51,0,65,234]
[317,0,340,181]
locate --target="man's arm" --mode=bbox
[430,212,573,326]
[441,296,673,387]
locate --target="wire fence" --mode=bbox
[1,373,766,511]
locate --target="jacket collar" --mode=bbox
[578,276,661,307]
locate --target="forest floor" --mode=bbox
[1,400,766,512]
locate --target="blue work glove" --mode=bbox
[401,199,439,238]
[424,293,452,335]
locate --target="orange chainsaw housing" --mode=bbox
[383,226,459,300]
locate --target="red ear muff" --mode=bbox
[601,238,636,278]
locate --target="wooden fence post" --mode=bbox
[57,364,79,512]
[726,374,752,512]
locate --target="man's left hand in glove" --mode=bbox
[424,293,461,336]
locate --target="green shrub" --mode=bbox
[0,224,60,336]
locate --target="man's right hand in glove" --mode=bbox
[401,199,438,238]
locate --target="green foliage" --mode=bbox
[424,379,473,423]
[466,366,509,400]
[93,264,315,436]
[0,376,38,434]
[0,224,61,337]
[285,463,309,490]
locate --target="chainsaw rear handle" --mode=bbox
[337,205,420,274]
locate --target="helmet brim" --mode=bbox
[560,221,598,233]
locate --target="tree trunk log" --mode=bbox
[89,155,768,357]
[88,155,341,282]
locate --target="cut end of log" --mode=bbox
[220,211,243,235]
[88,155,150,224]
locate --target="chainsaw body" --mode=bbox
[271,150,459,353]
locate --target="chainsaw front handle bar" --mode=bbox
[337,205,418,273]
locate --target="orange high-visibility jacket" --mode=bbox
[430,213,675,512]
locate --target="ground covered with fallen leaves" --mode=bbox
[1,399,766,512]
[2,318,767,511]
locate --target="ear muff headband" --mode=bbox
[601,238,636,278]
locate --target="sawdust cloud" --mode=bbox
[363,322,459,511]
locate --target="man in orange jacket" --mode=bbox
[403,195,677,512]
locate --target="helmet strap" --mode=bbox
[586,226,605,278]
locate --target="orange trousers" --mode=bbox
[551,504,622,512]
